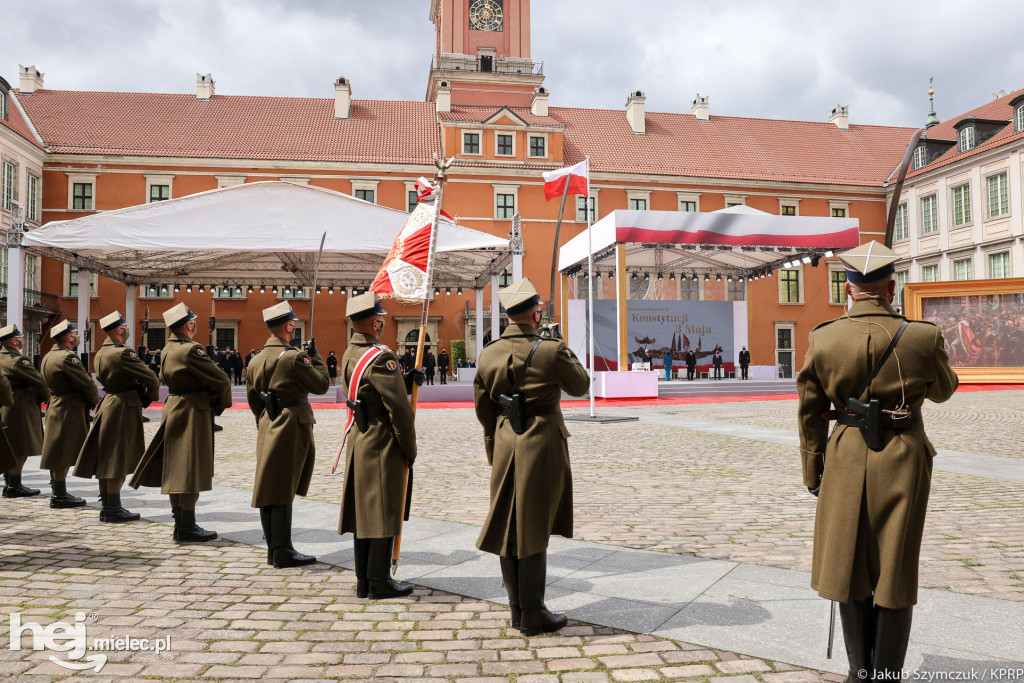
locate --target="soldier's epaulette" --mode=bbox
[812,318,840,332]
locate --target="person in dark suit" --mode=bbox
[326,351,339,385]
[424,349,436,385]
[685,348,697,380]
[739,346,751,379]
[712,350,723,379]
[232,350,244,385]
[438,349,450,385]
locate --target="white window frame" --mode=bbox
[627,189,651,211]
[677,192,701,213]
[894,270,909,308]
[987,171,1009,219]
[213,285,248,300]
[952,258,973,281]
[774,322,796,378]
[951,183,972,227]
[493,183,519,219]
[351,179,379,204]
[0,89,7,121]
[921,263,939,282]
[140,284,175,300]
[1017,105,1024,133]
[988,251,1011,279]
[828,267,847,305]
[527,133,548,159]
[215,175,245,189]
[2,158,18,210]
[461,129,483,156]
[576,195,597,223]
[957,126,975,153]
[144,174,174,204]
[912,146,926,170]
[63,264,98,299]
[67,172,98,211]
[494,131,515,157]
[26,173,40,223]
[724,193,747,207]
[778,267,803,304]
[920,194,938,235]
[893,203,909,241]
[779,197,800,216]
[829,200,850,218]
[278,285,310,300]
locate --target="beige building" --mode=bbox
[1,70,54,360]
[890,88,1024,306]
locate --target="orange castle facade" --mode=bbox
[7,0,916,373]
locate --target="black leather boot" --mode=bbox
[176,508,217,543]
[499,556,521,630]
[99,491,109,520]
[259,507,273,565]
[269,505,316,568]
[518,551,567,636]
[838,599,873,682]
[3,474,41,498]
[873,605,913,681]
[353,537,371,598]
[171,505,180,541]
[101,491,140,523]
[366,537,414,599]
[50,479,86,508]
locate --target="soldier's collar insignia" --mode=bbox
[385,359,398,372]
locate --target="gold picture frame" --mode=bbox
[903,278,1024,383]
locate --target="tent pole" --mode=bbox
[77,268,90,360]
[585,168,595,418]
[616,244,628,371]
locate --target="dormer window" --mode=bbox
[0,89,7,121]
[958,126,975,153]
[912,146,926,170]
[1017,104,1024,133]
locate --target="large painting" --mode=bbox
[904,278,1024,383]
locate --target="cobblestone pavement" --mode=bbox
[0,500,833,681]
[204,390,1024,604]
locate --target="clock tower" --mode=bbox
[427,0,545,107]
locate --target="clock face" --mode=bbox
[469,0,503,32]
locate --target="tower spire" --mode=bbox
[925,77,940,128]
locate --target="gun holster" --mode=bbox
[260,390,280,421]
[136,382,153,409]
[498,392,527,435]
[846,397,883,451]
[346,398,369,432]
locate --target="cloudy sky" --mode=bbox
[5,0,1023,128]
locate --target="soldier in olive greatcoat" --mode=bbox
[247,302,330,568]
[0,324,49,498]
[130,302,232,542]
[337,292,423,599]
[40,320,100,508]
[75,311,160,522]
[0,354,17,489]
[474,279,590,636]
[797,242,959,681]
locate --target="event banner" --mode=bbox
[573,300,740,371]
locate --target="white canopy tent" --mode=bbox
[557,206,861,371]
[9,181,510,358]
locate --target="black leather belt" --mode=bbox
[278,397,310,409]
[835,411,921,430]
[168,387,209,396]
[499,403,561,419]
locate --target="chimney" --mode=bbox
[435,80,451,113]
[691,94,710,122]
[19,65,44,94]
[531,86,549,117]
[625,90,646,134]
[334,77,351,119]
[830,105,849,130]
[196,73,215,100]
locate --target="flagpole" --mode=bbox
[393,161,450,575]
[547,172,572,320]
[585,156,595,418]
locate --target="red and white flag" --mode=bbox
[414,177,436,203]
[370,203,453,303]
[542,159,589,201]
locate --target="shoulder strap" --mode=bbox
[265,348,290,384]
[510,339,544,393]
[853,320,909,401]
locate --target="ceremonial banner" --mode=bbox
[370,202,454,304]
[542,159,589,201]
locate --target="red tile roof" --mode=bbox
[16,90,441,164]
[907,88,1024,178]
[0,93,45,150]
[551,107,917,187]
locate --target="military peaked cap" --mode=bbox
[100,311,127,331]
[263,301,297,327]
[162,301,197,329]
[499,278,543,316]
[347,291,387,321]
[51,319,77,340]
[0,324,23,341]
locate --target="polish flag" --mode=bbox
[414,177,435,203]
[542,159,589,201]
